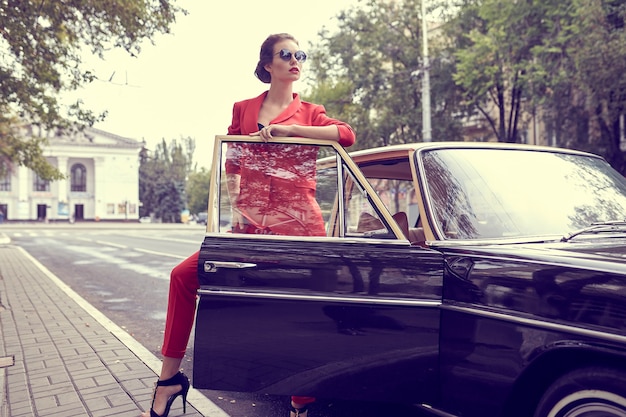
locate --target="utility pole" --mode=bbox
[421,0,432,142]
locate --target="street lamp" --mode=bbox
[421,0,432,142]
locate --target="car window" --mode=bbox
[339,165,393,238]
[216,140,396,239]
[365,178,419,227]
[420,148,626,239]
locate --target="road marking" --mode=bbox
[92,239,188,259]
[127,234,203,245]
[0,356,14,368]
[95,239,128,249]
[135,247,188,259]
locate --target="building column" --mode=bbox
[93,156,106,221]
[17,166,30,220]
[56,157,69,220]
[56,157,68,201]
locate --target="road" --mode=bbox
[1,222,427,417]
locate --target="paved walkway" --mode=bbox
[0,233,229,417]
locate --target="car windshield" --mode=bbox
[420,148,626,240]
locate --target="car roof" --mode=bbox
[345,141,598,163]
[318,142,601,180]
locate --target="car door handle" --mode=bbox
[203,261,257,273]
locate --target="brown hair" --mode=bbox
[254,33,299,84]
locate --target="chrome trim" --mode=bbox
[207,139,224,234]
[203,261,256,273]
[415,404,459,417]
[428,235,563,246]
[208,135,408,241]
[197,288,442,307]
[318,142,599,165]
[442,304,626,344]
[201,232,410,245]
[441,250,626,276]
[336,152,346,237]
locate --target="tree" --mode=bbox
[521,1,583,149]
[566,0,626,173]
[446,0,626,172]
[139,137,194,223]
[449,0,554,143]
[0,0,183,179]
[186,167,211,215]
[0,116,62,179]
[305,0,465,150]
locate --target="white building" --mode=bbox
[0,126,142,222]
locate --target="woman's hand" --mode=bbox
[250,124,293,142]
[251,124,343,142]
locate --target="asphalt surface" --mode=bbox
[0,223,429,417]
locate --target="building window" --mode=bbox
[0,173,10,191]
[33,174,50,192]
[71,163,87,192]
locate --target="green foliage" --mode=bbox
[305,0,465,149]
[139,137,195,223]
[0,0,183,179]
[440,0,626,172]
[186,167,211,215]
[0,116,63,180]
[449,0,553,142]
[565,0,626,171]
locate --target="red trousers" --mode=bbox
[160,250,314,406]
[161,250,200,359]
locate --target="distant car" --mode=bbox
[196,212,208,225]
[193,136,626,417]
[138,216,152,223]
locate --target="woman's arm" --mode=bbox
[250,100,355,146]
[254,124,341,141]
[253,122,355,147]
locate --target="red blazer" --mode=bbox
[226,91,355,146]
[225,91,356,236]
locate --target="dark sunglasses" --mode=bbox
[274,49,307,63]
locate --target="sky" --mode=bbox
[65,1,359,169]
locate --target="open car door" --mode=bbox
[193,136,444,405]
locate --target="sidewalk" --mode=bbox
[0,233,229,417]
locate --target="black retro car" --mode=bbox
[194,136,626,417]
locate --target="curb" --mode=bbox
[18,247,228,417]
[1,239,227,417]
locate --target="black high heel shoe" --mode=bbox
[289,403,309,417]
[149,371,190,417]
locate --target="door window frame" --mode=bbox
[206,135,407,242]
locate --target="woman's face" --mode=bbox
[265,39,304,84]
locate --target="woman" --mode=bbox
[143,33,355,417]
